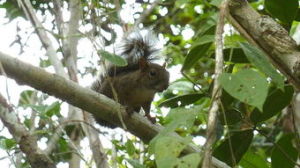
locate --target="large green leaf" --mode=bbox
[182,35,213,70]
[213,130,254,166]
[158,93,206,108]
[239,42,284,90]
[240,151,269,168]
[271,134,299,168]
[219,69,269,111]
[265,0,299,24]
[98,50,128,66]
[250,85,294,123]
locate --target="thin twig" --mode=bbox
[202,1,227,167]
[134,0,162,27]
[18,0,68,78]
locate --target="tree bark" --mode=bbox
[227,0,300,90]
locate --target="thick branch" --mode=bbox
[0,52,229,168]
[0,94,55,168]
[227,0,300,90]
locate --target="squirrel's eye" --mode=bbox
[149,70,156,76]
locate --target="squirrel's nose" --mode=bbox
[157,83,169,92]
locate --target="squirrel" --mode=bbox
[91,30,170,128]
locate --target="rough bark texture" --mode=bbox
[227,0,300,90]
[0,52,230,168]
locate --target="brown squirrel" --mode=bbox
[91,30,170,128]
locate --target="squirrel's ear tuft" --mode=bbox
[139,57,149,71]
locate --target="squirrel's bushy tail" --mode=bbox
[119,29,161,64]
[106,29,162,77]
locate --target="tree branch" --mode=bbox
[82,113,109,168]
[0,51,230,168]
[18,0,68,78]
[134,0,161,27]
[0,93,56,168]
[227,0,300,90]
[202,1,226,167]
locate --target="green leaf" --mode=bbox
[240,151,269,168]
[45,101,61,117]
[182,37,212,70]
[24,118,32,129]
[223,48,249,63]
[155,137,186,159]
[0,1,25,21]
[24,102,61,118]
[250,85,294,123]
[271,134,299,168]
[167,81,194,93]
[39,58,51,68]
[126,159,146,168]
[219,69,269,111]
[210,0,222,7]
[149,106,199,154]
[19,90,37,106]
[295,8,300,21]
[195,35,215,45]
[164,106,200,130]
[98,50,127,66]
[0,138,16,150]
[265,0,299,24]
[213,130,254,166]
[195,21,216,36]
[125,140,135,156]
[177,153,201,168]
[158,93,206,108]
[155,137,192,168]
[211,47,249,63]
[239,42,284,90]
[220,109,242,125]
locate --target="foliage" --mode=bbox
[0,0,299,167]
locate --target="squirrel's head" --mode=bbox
[138,58,169,92]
